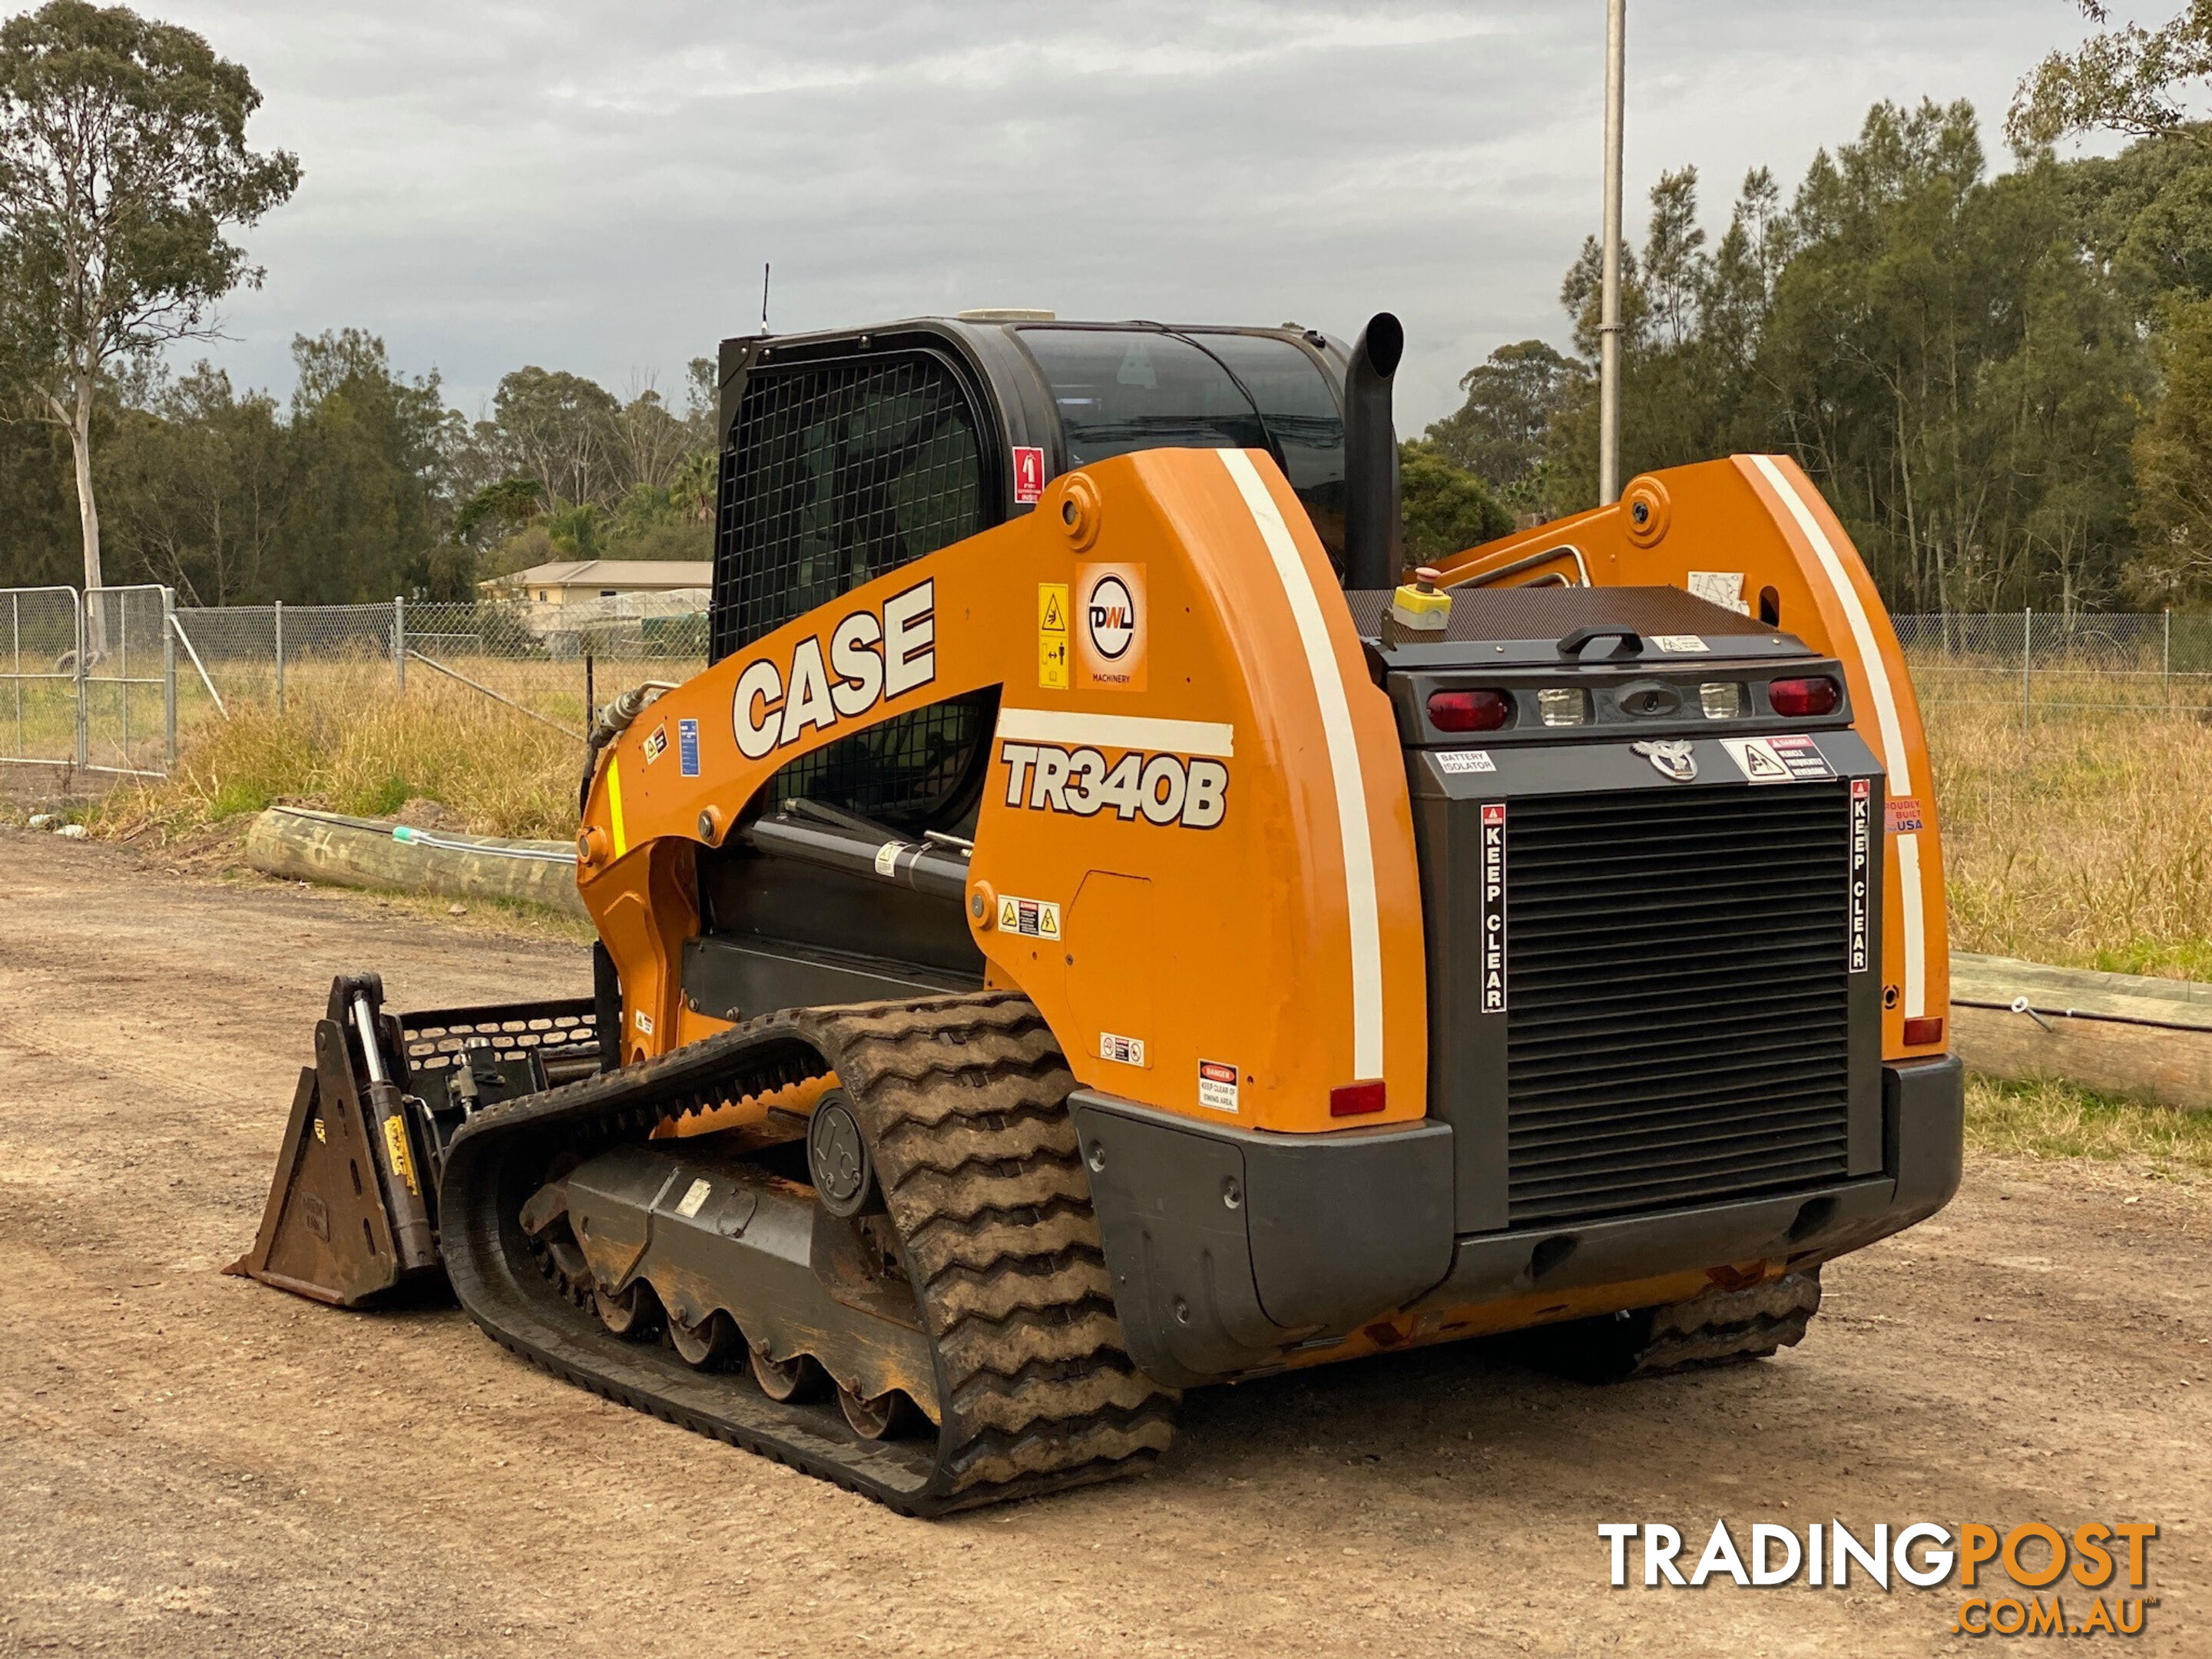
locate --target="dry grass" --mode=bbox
[1965,1073,2212,1177]
[95,661,584,842]
[1924,694,2212,979]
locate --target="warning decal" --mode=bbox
[1038,582,1070,690]
[1849,777,1873,973]
[1013,446,1045,505]
[1197,1060,1239,1114]
[1722,733,1836,783]
[1650,634,1709,653]
[1101,1031,1147,1067]
[997,893,1062,940]
[1688,571,1750,615]
[641,722,668,766]
[1479,802,1508,1015]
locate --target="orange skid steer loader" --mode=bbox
[232,313,1962,1514]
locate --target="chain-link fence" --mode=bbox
[2,586,82,770]
[7,586,2207,783]
[1892,611,2212,718]
[164,592,713,743]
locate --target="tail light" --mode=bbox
[1769,675,1841,717]
[1429,690,1511,732]
[1902,1016,1944,1048]
[1330,1081,1386,1118]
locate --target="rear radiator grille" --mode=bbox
[1503,784,1851,1225]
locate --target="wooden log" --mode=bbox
[245,806,588,921]
[1951,951,2212,1113]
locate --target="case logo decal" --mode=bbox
[730,578,935,761]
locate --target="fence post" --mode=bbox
[2164,608,2173,709]
[2022,605,2033,734]
[393,594,406,692]
[274,598,285,714]
[73,590,88,770]
[161,588,177,771]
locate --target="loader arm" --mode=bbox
[577,445,1431,1135]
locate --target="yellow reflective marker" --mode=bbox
[607,756,629,859]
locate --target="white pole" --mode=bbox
[1598,0,1627,505]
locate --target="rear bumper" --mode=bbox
[1074,1055,1963,1388]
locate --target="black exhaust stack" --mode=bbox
[1342,311,1405,591]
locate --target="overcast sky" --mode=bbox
[142,0,2118,430]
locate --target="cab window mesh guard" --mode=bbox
[712,350,993,826]
[713,352,983,657]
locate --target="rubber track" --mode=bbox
[437,990,1177,1515]
[1627,1270,1823,1376]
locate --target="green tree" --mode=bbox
[1398,440,1512,565]
[1423,339,1582,508]
[490,366,619,511]
[97,363,285,604]
[0,2,296,627]
[280,329,455,602]
[2010,2,2212,150]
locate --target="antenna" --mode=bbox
[761,263,771,335]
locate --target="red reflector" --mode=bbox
[1902,1015,1945,1048]
[1428,689,1512,733]
[1769,675,1842,717]
[1330,1081,1386,1118]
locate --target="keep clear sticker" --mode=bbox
[1722,733,1836,783]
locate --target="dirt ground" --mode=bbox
[1,830,2206,1659]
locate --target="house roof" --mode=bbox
[485,560,713,590]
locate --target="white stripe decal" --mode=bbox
[1896,831,1926,1018]
[996,707,1234,758]
[1749,455,1912,795]
[1750,455,1927,1017]
[1218,449,1384,1079]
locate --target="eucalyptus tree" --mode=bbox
[0,2,296,636]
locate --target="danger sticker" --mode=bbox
[1688,571,1750,615]
[998,894,1062,940]
[1651,634,1710,653]
[1479,802,1508,1015]
[641,722,668,765]
[1013,445,1045,505]
[676,1178,712,1219]
[1849,778,1873,973]
[1437,750,1497,775]
[1886,796,1924,833]
[1197,1060,1240,1114]
[1722,733,1836,783]
[678,717,700,777]
[1038,581,1070,690]
[1101,1031,1146,1067]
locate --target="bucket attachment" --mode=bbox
[227,975,603,1306]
